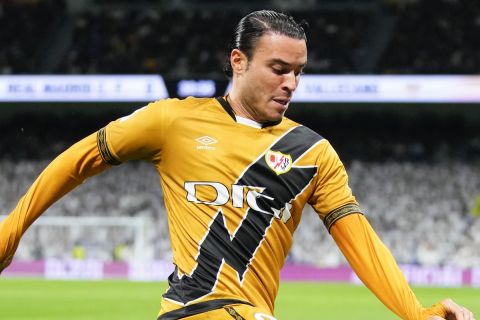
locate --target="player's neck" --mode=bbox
[226,93,258,123]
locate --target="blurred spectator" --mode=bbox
[0,0,66,74]
[57,7,370,76]
[2,1,480,267]
[292,160,480,268]
[379,0,480,74]
[3,155,479,267]
[3,1,479,75]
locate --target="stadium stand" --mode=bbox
[56,8,371,76]
[293,160,480,268]
[0,0,66,74]
[1,110,479,267]
[379,0,480,74]
[1,0,480,268]
[1,0,479,75]
[2,151,480,267]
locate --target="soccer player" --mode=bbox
[0,10,475,320]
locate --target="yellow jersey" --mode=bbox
[99,96,360,315]
[0,96,448,319]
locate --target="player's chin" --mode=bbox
[260,110,284,123]
[265,103,288,122]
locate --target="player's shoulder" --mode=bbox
[280,116,325,142]
[279,116,336,157]
[148,96,216,111]
[129,97,216,123]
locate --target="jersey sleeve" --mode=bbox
[309,141,447,319]
[308,140,362,231]
[331,214,447,319]
[0,132,109,272]
[98,99,174,164]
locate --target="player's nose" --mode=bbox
[281,71,297,93]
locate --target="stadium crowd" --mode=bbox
[1,0,479,269]
[57,8,369,76]
[379,0,480,74]
[292,160,480,268]
[1,0,479,75]
[0,160,171,262]
[2,148,479,268]
[0,0,66,74]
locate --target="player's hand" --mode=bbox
[427,299,475,320]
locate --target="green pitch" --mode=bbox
[0,278,478,319]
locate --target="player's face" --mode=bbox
[232,33,307,123]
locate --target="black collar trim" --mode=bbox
[215,96,282,128]
[215,96,236,121]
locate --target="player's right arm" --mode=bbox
[0,132,110,272]
[0,99,171,273]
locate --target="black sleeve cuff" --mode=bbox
[324,203,363,233]
[96,127,121,165]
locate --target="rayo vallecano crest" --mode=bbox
[265,150,293,175]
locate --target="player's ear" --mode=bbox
[230,49,248,75]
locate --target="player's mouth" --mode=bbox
[272,98,290,107]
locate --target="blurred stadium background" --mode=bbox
[0,0,479,318]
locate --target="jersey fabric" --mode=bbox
[0,96,448,319]
[99,96,360,315]
[156,300,277,320]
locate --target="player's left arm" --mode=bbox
[309,141,474,320]
[331,213,475,320]
[331,213,441,319]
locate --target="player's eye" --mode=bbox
[272,67,287,75]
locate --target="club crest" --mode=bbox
[265,150,292,175]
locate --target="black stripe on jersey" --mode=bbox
[215,97,282,128]
[225,126,321,283]
[96,127,121,165]
[324,203,363,232]
[157,299,253,320]
[164,125,323,305]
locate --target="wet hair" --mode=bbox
[223,10,308,77]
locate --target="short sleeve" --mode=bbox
[97,99,172,164]
[308,140,362,232]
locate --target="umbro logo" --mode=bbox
[195,136,217,150]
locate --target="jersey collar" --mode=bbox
[215,96,282,128]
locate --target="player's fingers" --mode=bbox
[449,309,465,320]
[427,316,445,320]
[446,307,475,320]
[463,307,475,320]
[440,299,458,319]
